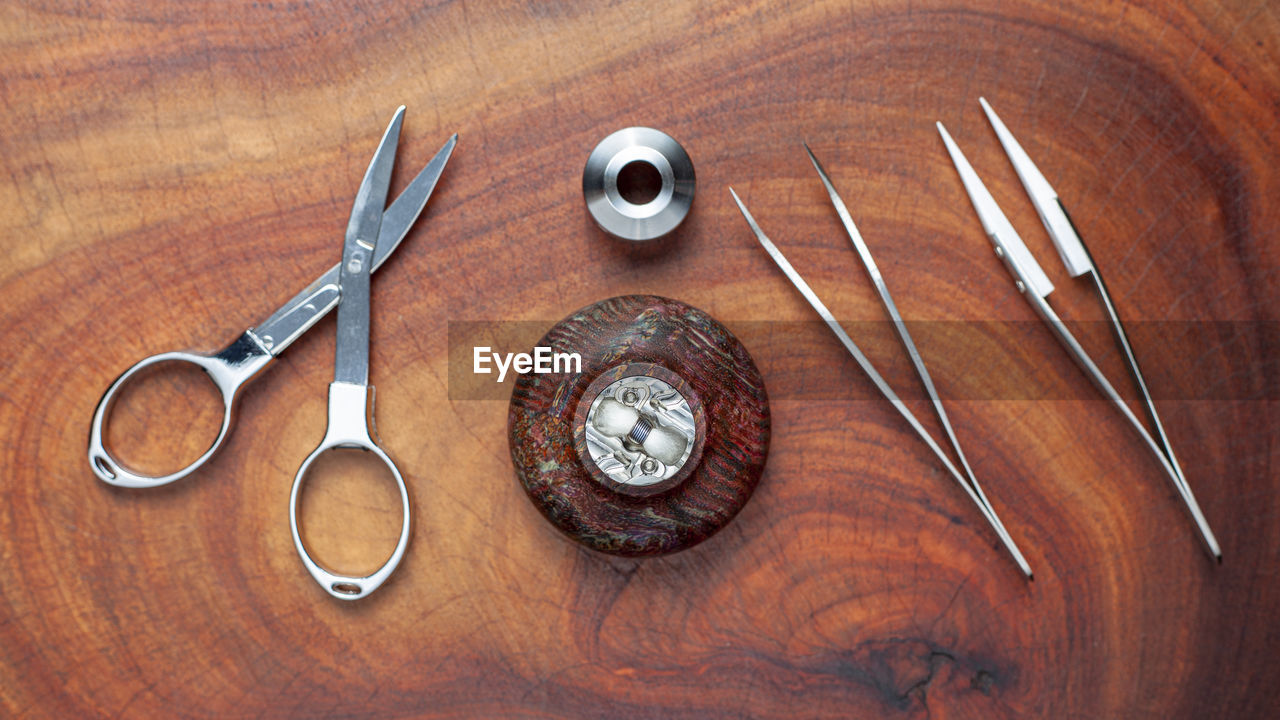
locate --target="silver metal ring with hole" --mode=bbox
[583,127,695,242]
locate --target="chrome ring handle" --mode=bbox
[289,382,411,601]
[88,331,273,488]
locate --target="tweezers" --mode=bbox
[731,165,1034,579]
[937,99,1220,561]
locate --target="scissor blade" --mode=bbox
[371,133,457,273]
[730,187,1033,579]
[250,131,457,356]
[335,108,403,386]
[979,97,1093,277]
[936,122,1055,299]
[346,107,403,254]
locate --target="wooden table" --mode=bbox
[2,1,1276,717]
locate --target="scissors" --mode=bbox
[937,99,1220,562]
[730,181,1034,579]
[89,109,456,598]
[88,109,455,489]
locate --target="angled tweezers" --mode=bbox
[731,165,1033,579]
[937,100,1220,561]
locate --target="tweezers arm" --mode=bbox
[729,188,1032,578]
[814,310,1033,579]
[1021,292,1221,560]
[1084,265,1188,485]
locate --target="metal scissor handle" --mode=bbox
[88,331,273,488]
[289,382,410,600]
[85,127,455,491]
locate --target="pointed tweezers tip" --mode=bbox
[728,188,768,239]
[802,142,825,173]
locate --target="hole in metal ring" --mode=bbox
[93,457,116,480]
[616,160,663,205]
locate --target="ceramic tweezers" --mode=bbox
[937,98,1220,561]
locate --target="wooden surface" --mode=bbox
[1,0,1277,717]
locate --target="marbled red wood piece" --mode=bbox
[508,295,771,556]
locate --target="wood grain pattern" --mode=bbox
[1,0,1277,717]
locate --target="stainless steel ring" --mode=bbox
[583,127,695,242]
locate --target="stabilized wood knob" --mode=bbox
[508,295,771,557]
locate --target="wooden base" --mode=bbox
[508,295,771,556]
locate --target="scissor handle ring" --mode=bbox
[88,332,272,488]
[289,382,411,601]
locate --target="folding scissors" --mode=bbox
[937,98,1220,561]
[88,108,457,598]
[89,109,454,489]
